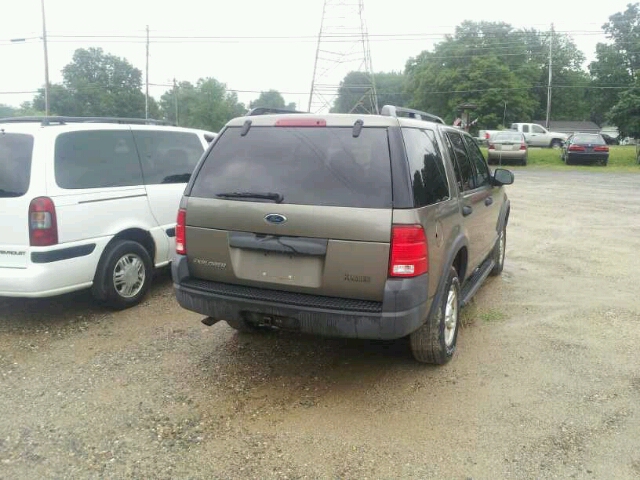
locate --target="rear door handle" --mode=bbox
[485,196,494,206]
[462,205,473,216]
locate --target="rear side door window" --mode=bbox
[54,130,143,189]
[132,130,205,185]
[444,131,476,192]
[462,135,490,188]
[401,127,450,207]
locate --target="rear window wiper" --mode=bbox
[215,191,284,203]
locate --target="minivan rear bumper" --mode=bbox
[172,255,430,340]
[0,242,100,298]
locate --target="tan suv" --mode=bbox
[171,105,514,364]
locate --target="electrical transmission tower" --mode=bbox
[307,0,378,114]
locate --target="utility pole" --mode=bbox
[173,78,178,126]
[40,0,50,116]
[545,23,554,129]
[145,25,149,120]
[503,101,507,127]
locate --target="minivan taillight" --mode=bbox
[389,225,428,277]
[29,197,58,247]
[176,208,187,255]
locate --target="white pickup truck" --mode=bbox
[479,123,568,148]
[509,123,568,148]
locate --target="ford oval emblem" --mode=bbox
[264,213,287,225]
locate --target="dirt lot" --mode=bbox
[1,170,639,479]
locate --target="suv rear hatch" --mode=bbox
[183,119,394,302]
[0,131,34,269]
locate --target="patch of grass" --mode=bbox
[478,309,507,323]
[480,145,640,172]
[460,305,506,327]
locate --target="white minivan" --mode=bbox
[0,116,216,309]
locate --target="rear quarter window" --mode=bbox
[190,126,393,209]
[0,133,34,197]
[54,130,143,189]
[401,127,450,207]
[132,130,205,184]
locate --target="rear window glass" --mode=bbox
[0,133,34,197]
[573,134,605,145]
[493,132,523,143]
[55,130,143,189]
[191,126,392,209]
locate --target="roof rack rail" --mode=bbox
[0,116,174,126]
[246,107,307,116]
[380,105,444,124]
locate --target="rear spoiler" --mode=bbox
[246,107,307,116]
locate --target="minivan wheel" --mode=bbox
[490,226,506,276]
[409,266,460,365]
[92,240,153,310]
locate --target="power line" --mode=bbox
[0,82,634,99]
[0,30,612,47]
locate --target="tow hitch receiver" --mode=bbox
[201,316,221,327]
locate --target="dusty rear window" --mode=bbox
[191,126,392,209]
[0,133,34,197]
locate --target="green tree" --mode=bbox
[404,21,589,128]
[160,78,245,131]
[32,47,150,118]
[588,3,640,125]
[331,71,409,113]
[249,90,296,110]
[607,84,640,137]
[589,43,632,125]
[0,104,16,117]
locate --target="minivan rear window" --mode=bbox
[0,133,34,197]
[190,126,392,209]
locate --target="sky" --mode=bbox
[0,0,633,111]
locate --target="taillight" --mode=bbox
[568,145,585,152]
[484,132,490,139]
[488,143,495,150]
[520,143,527,150]
[389,225,428,277]
[594,145,609,152]
[176,208,187,255]
[29,197,58,247]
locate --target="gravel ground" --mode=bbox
[1,170,639,479]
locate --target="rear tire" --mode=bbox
[551,139,563,149]
[92,240,153,310]
[410,267,460,365]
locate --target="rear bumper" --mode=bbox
[487,150,527,161]
[172,255,430,340]
[0,242,101,298]
[567,152,609,163]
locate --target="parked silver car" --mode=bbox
[487,131,528,166]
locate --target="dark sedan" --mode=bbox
[561,133,609,166]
